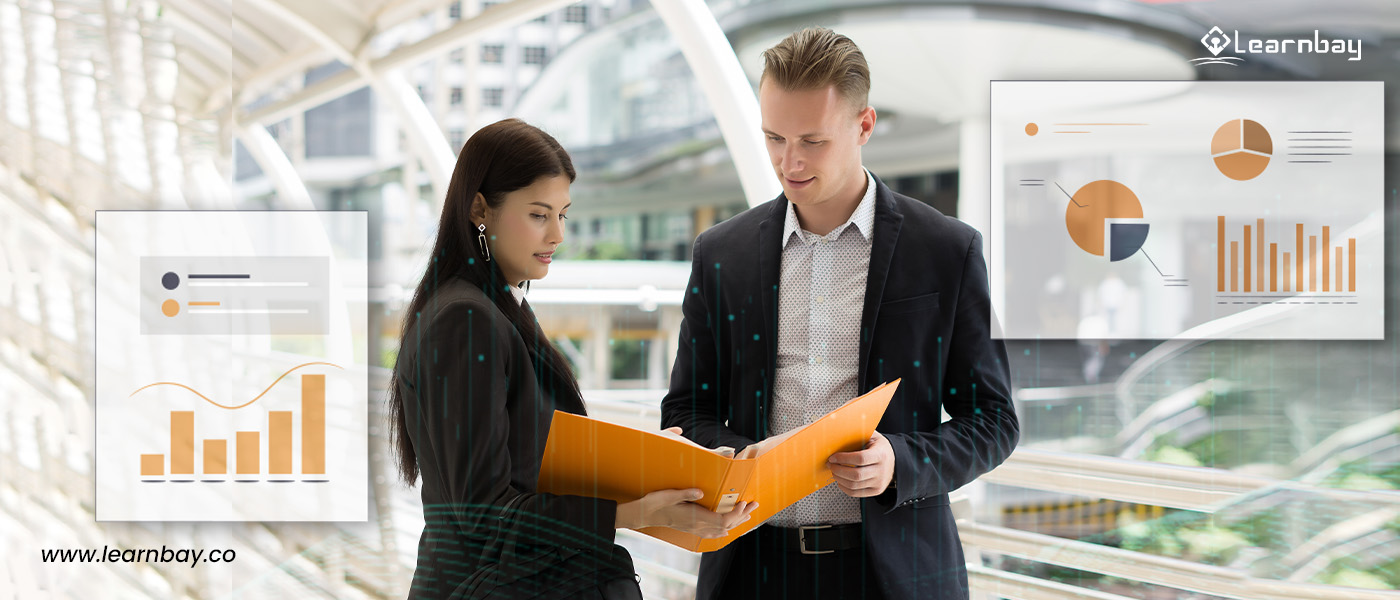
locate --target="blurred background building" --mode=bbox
[2,0,1400,598]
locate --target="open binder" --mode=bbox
[537,380,899,552]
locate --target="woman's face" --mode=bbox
[478,175,570,285]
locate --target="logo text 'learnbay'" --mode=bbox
[1195,26,1362,66]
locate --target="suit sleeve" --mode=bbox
[660,234,758,452]
[412,300,620,574]
[880,230,1020,510]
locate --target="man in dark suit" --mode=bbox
[660,27,1019,599]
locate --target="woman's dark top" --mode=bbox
[395,277,638,598]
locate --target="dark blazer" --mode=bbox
[661,175,1020,599]
[395,277,640,599]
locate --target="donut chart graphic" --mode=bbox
[1064,180,1148,261]
[1211,119,1272,180]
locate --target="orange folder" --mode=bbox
[537,379,899,552]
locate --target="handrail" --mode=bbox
[984,447,1275,511]
[986,447,1400,512]
[1292,410,1400,482]
[1114,378,1230,458]
[967,563,1138,600]
[961,521,1400,600]
[1014,383,1116,404]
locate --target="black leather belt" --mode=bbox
[772,523,863,554]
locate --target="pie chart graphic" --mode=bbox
[1064,180,1148,262]
[1211,119,1272,181]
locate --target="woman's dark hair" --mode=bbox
[389,118,582,485]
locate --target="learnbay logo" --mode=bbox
[1191,26,1363,67]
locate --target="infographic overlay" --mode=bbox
[96,211,369,521]
[990,81,1383,340]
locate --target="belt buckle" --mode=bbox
[798,524,834,555]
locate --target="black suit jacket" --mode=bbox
[395,277,639,599]
[661,175,1019,599]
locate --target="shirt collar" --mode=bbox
[508,284,525,305]
[783,168,877,245]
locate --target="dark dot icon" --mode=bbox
[162,272,179,290]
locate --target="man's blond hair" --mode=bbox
[760,27,870,112]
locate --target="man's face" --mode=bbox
[759,82,875,210]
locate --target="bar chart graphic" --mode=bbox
[133,364,336,482]
[1216,217,1357,297]
[96,211,368,521]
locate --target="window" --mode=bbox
[450,48,463,63]
[304,87,373,157]
[522,46,547,66]
[448,1,461,20]
[481,44,503,64]
[449,128,465,152]
[450,87,463,105]
[532,14,547,24]
[482,87,504,108]
[564,5,587,24]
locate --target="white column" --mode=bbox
[958,115,991,237]
[587,308,612,390]
[19,0,41,176]
[660,304,682,382]
[378,72,455,209]
[651,0,780,207]
[647,332,666,390]
[237,124,313,208]
[53,5,80,192]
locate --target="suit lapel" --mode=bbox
[859,178,904,390]
[520,297,586,414]
[756,197,786,439]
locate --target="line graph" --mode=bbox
[129,361,343,409]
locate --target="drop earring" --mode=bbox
[476,223,491,262]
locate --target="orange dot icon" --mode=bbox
[161,299,180,317]
[1025,123,1039,136]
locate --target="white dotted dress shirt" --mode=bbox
[767,168,877,527]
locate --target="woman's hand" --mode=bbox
[616,488,759,538]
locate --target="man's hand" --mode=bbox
[828,431,896,498]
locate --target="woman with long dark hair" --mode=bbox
[389,119,756,599]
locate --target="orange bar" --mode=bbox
[237,431,259,475]
[141,454,164,476]
[1269,243,1277,292]
[1336,248,1343,292]
[1217,216,1226,292]
[270,412,293,474]
[204,440,226,474]
[1349,238,1356,292]
[171,411,194,474]
[1230,242,1238,292]
[1309,235,1317,292]
[1243,226,1252,292]
[188,301,220,306]
[1322,226,1330,292]
[1296,224,1304,291]
[1257,218,1265,292]
[1282,253,1291,292]
[303,374,325,474]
